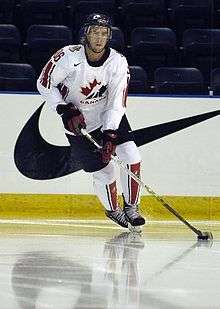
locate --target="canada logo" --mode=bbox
[81,79,107,100]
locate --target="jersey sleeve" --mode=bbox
[102,54,130,131]
[37,47,71,110]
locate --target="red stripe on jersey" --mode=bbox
[122,86,128,107]
[64,88,69,100]
[58,83,69,100]
[40,61,55,88]
[106,181,117,210]
[122,75,130,107]
[128,163,140,205]
[47,63,56,89]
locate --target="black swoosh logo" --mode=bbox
[14,102,220,180]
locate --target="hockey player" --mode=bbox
[37,13,145,229]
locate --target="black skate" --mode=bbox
[105,207,128,228]
[124,201,145,227]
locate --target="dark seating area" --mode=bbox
[0,24,21,62]
[0,62,36,91]
[25,25,73,75]
[130,27,178,82]
[154,67,206,95]
[0,0,218,94]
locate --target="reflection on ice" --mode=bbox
[0,223,218,308]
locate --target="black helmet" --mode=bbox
[83,13,112,38]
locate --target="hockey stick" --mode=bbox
[81,129,213,241]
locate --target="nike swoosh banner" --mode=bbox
[14,102,220,180]
[14,103,83,180]
[134,109,220,146]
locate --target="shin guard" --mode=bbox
[93,163,118,211]
[120,162,141,206]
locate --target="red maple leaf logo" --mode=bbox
[81,79,101,96]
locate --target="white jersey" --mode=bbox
[37,45,130,133]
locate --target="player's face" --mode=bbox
[87,26,109,53]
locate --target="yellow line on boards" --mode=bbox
[0,194,220,220]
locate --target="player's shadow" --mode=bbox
[11,251,107,309]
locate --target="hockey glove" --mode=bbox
[56,103,86,135]
[102,130,117,163]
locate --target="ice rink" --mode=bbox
[0,220,219,309]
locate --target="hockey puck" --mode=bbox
[197,231,213,241]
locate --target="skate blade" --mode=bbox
[128,222,142,233]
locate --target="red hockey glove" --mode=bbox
[56,103,86,135]
[102,130,118,163]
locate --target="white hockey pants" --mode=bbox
[93,141,141,211]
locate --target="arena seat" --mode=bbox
[130,27,177,82]
[18,0,66,32]
[182,29,220,83]
[0,63,36,91]
[0,0,15,23]
[0,24,21,62]
[25,25,73,74]
[214,0,220,28]
[129,66,149,93]
[210,68,220,95]
[109,27,125,54]
[169,0,213,42]
[72,1,115,34]
[120,0,167,42]
[154,67,206,94]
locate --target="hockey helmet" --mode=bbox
[83,13,112,39]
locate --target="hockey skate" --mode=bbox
[123,201,145,227]
[105,207,128,228]
[104,231,145,253]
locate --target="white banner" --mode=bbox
[0,93,220,196]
